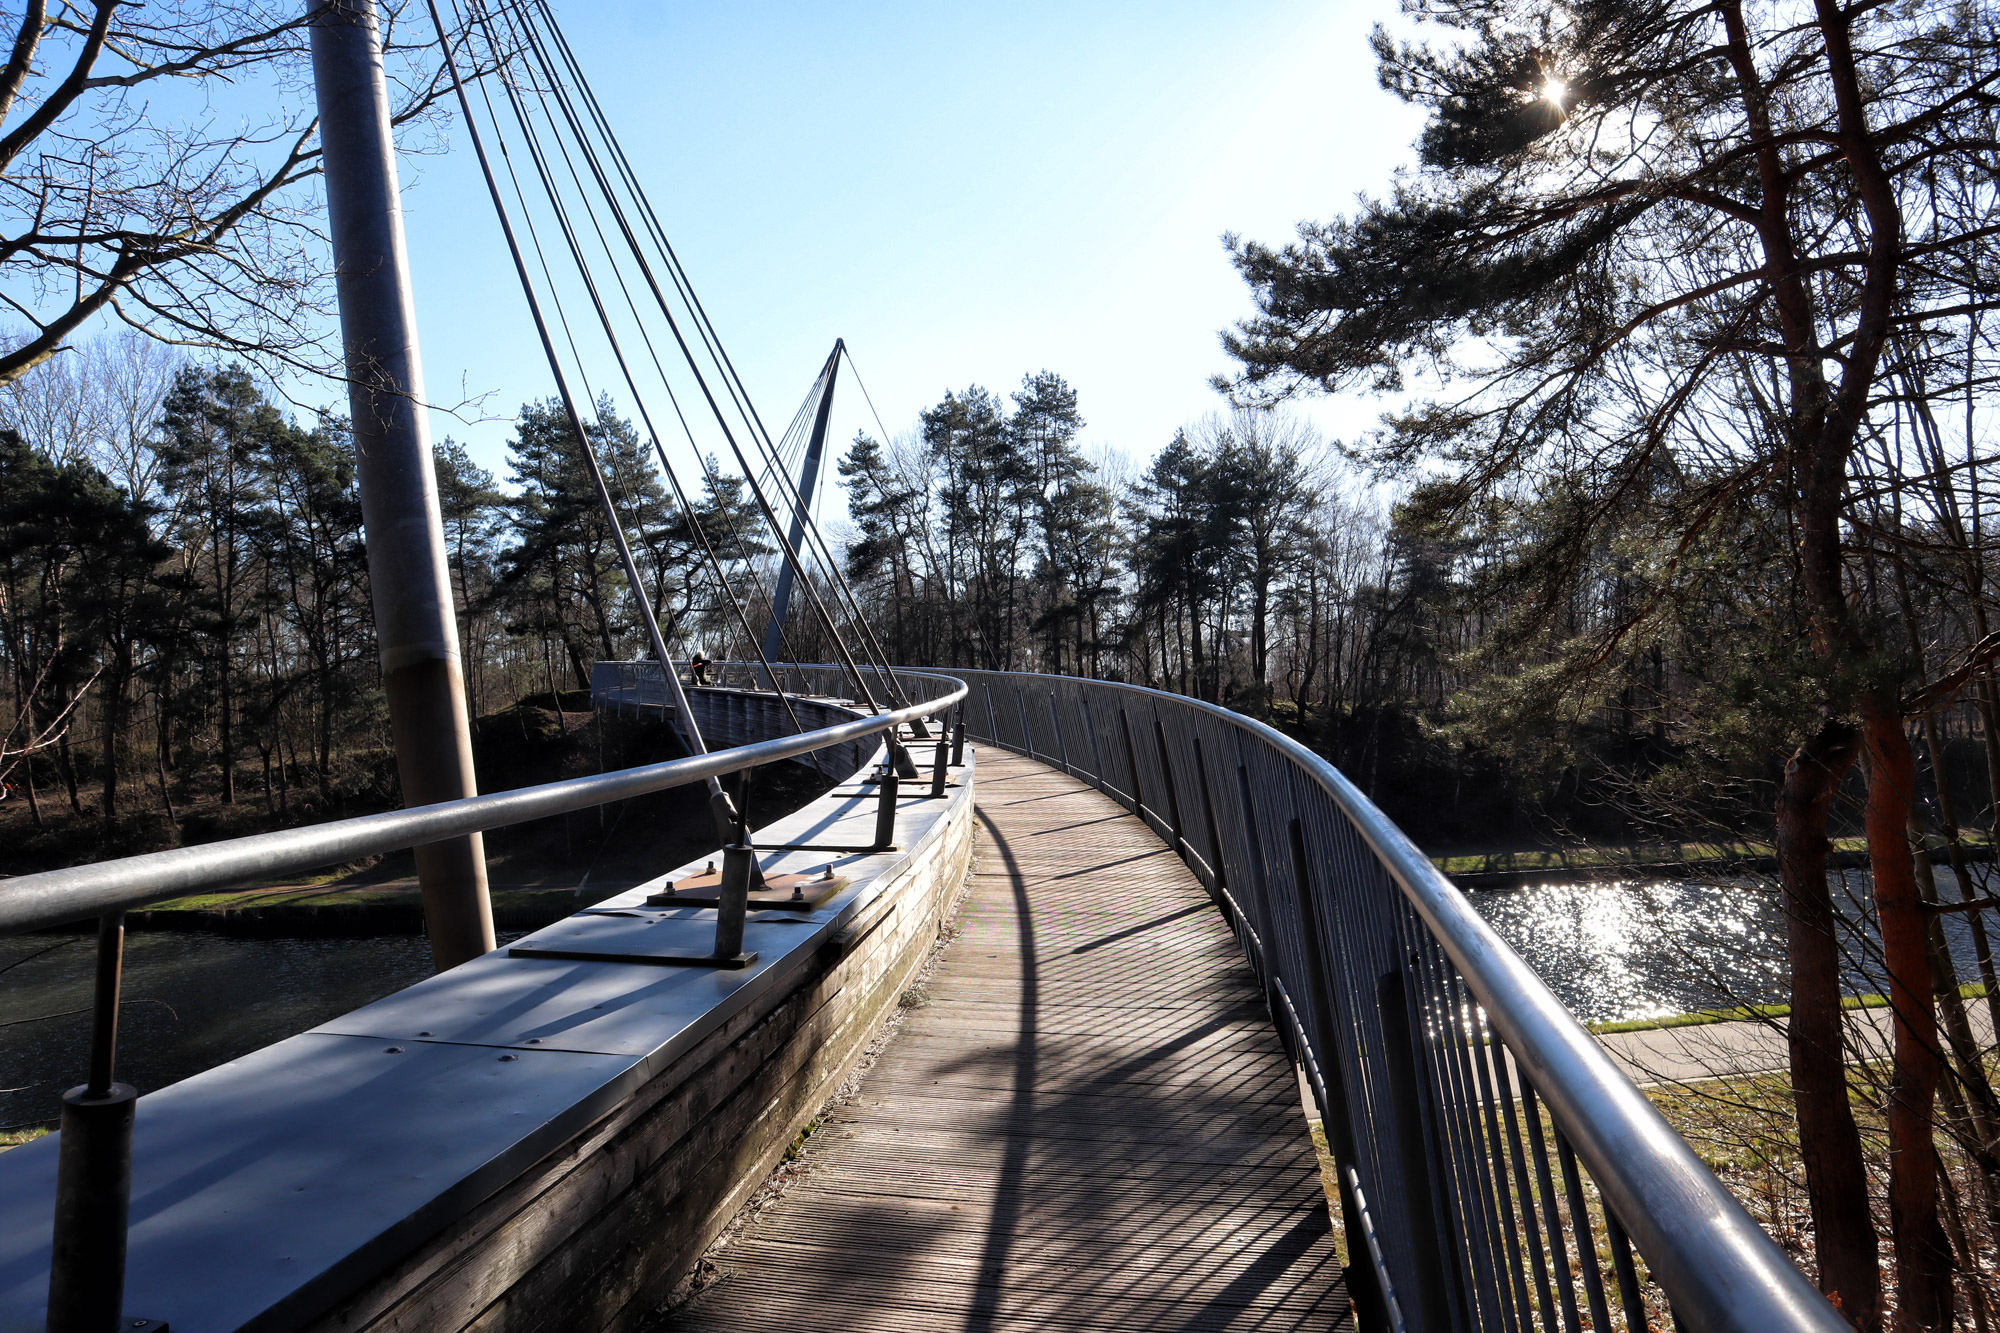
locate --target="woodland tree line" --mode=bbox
[0,344,778,856]
[2,0,1999,1326]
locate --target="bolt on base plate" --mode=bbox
[647,867,849,911]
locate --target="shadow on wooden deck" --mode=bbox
[656,748,1350,1332]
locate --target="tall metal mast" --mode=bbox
[762,339,841,668]
[309,0,494,971]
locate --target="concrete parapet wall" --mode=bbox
[305,760,975,1332]
[0,687,973,1333]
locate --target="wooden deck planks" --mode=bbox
[659,747,1348,1332]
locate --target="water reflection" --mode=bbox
[1,931,440,1129]
[1469,865,1998,1025]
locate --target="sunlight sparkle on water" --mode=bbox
[1468,867,1995,1025]
[1470,877,1777,1024]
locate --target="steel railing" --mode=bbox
[925,668,1841,1333]
[2,668,965,1333]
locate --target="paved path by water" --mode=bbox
[1598,999,1998,1087]
[661,746,1349,1332]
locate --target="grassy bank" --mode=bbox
[1433,832,1995,885]
[1586,982,1996,1035]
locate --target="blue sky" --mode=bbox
[393,0,1428,489]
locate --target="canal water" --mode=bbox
[0,931,452,1130]
[1469,864,1998,1025]
[5,865,1994,1129]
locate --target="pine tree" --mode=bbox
[1220,0,2000,1319]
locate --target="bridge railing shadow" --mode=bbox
[841,666,1834,1333]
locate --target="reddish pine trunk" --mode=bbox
[1777,715,1881,1331]
[1862,705,1955,1332]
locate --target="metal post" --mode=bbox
[872,762,901,852]
[713,843,753,961]
[930,725,949,798]
[1153,716,1184,854]
[1288,821,1386,1331]
[1117,707,1143,816]
[311,0,492,972]
[1378,966,1453,1333]
[951,713,966,766]
[47,913,139,1333]
[1192,735,1229,898]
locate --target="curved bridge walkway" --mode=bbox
[662,747,1350,1332]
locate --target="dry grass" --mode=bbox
[1647,1065,2000,1330]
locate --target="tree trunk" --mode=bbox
[56,728,81,813]
[1862,705,1954,1333]
[99,646,128,829]
[1777,713,1881,1330]
[1921,709,2000,1063]
[218,644,235,803]
[1911,810,2000,1244]
[153,693,176,823]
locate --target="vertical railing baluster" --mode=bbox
[1491,1039,1561,1333]
[1411,935,1502,1331]
[1556,1126,1615,1333]
[1193,734,1229,901]
[1078,693,1104,784]
[1378,964,1453,1333]
[1469,1001,1538,1331]
[1288,818,1387,1330]
[1118,707,1144,816]
[1522,1082,1583,1333]
[1153,715,1185,856]
[1606,1210,1650,1331]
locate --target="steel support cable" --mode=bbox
[465,10,824,746]
[476,1,842,705]
[742,362,835,673]
[486,3,874,707]
[519,1,919,716]
[464,0,804,696]
[506,0,914,734]
[754,375,827,564]
[428,0,744,829]
[494,0,875,693]
[755,371,823,512]
[469,8,832,775]
[486,2,888,717]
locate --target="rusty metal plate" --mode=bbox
[647,868,850,910]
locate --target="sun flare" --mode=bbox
[1541,76,1568,106]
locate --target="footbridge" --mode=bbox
[0,2,1858,1328]
[0,664,1845,1333]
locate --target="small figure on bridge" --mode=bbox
[689,651,713,687]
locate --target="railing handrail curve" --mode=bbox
[0,670,966,936]
[911,667,1840,1333]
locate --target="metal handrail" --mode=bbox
[9,667,966,1333]
[0,671,965,935]
[934,668,1842,1333]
